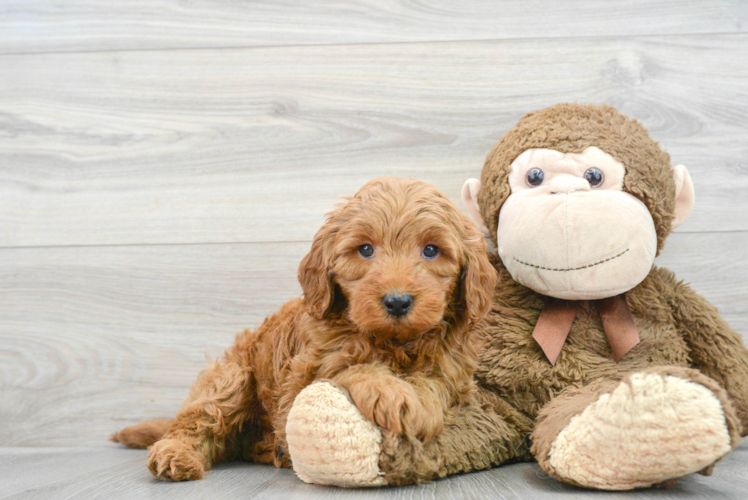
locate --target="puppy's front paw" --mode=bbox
[147,438,205,481]
[349,377,442,441]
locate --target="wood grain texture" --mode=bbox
[2,443,748,499]
[1,232,745,447]
[1,3,747,496]
[2,35,748,248]
[1,1,746,55]
[0,242,305,447]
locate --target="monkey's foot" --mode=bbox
[546,371,735,490]
[286,382,386,487]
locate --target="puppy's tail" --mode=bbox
[110,419,174,449]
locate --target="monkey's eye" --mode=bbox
[526,168,545,187]
[422,245,439,259]
[358,244,374,258]
[584,167,604,188]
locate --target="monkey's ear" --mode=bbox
[461,178,489,234]
[672,165,695,229]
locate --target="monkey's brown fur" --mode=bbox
[371,104,748,487]
[478,103,676,253]
[112,178,497,481]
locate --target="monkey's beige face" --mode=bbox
[497,147,657,300]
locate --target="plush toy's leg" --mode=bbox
[532,366,743,490]
[286,382,533,487]
[286,381,386,487]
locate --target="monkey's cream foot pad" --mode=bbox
[286,381,386,487]
[548,372,733,490]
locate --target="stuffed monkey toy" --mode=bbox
[285,103,748,490]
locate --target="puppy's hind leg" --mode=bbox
[148,358,255,481]
[111,419,174,449]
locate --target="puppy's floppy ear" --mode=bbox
[456,221,497,330]
[298,216,339,320]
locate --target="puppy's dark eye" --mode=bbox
[526,168,544,187]
[358,244,374,258]
[584,167,604,187]
[422,245,439,259]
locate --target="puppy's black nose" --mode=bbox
[383,293,413,318]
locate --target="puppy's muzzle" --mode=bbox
[382,293,413,318]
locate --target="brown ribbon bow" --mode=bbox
[532,294,640,365]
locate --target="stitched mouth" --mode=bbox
[514,248,630,272]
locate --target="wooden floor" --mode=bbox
[1,1,748,498]
[2,442,748,499]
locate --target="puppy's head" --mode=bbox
[299,178,496,340]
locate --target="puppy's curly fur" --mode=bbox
[111,178,496,481]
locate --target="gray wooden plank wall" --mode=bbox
[1,0,748,460]
[2,1,747,54]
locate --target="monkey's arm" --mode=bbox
[379,385,534,485]
[286,382,533,486]
[663,269,748,435]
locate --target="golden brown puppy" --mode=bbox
[112,177,496,481]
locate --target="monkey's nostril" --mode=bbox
[382,293,413,318]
